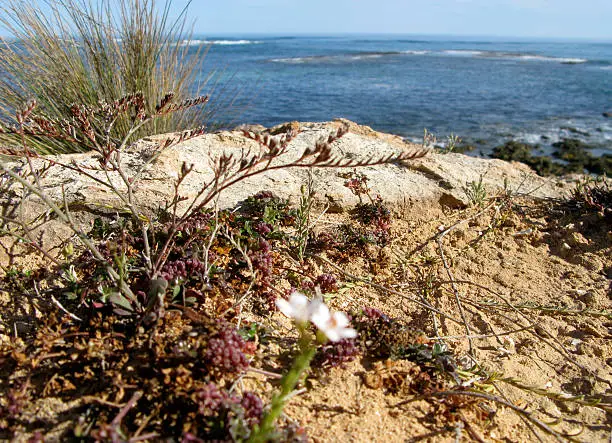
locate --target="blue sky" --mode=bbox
[1,1,611,40]
[174,0,612,40]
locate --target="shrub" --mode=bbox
[0,89,428,439]
[0,0,210,154]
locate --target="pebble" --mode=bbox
[541,398,562,418]
[576,290,598,307]
[567,231,589,247]
[325,193,346,213]
[512,228,533,237]
[567,338,583,354]
[578,253,604,273]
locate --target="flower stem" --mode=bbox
[249,327,316,442]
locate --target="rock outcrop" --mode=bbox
[0,119,572,268]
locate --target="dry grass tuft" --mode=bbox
[0,0,214,154]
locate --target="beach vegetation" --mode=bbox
[0,5,610,438]
[0,0,211,154]
[462,174,488,208]
[0,93,430,440]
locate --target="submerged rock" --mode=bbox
[491,141,565,176]
[553,138,611,176]
[492,139,611,176]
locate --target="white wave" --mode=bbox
[515,54,587,64]
[443,50,485,56]
[557,58,588,64]
[438,49,588,64]
[270,53,394,63]
[179,39,261,46]
[270,57,309,64]
[350,54,383,60]
[402,50,430,55]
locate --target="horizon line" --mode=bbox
[177,32,612,43]
[1,31,611,43]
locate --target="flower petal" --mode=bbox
[330,312,350,328]
[309,300,331,330]
[276,292,310,322]
[275,298,293,317]
[339,327,358,340]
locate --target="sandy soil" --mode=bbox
[1,189,610,442]
[249,195,611,442]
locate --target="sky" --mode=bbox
[1,0,611,40]
[174,0,612,40]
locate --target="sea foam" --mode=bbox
[179,39,261,46]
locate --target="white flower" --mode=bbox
[276,292,311,323]
[310,300,357,342]
[276,292,357,342]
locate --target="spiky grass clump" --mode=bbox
[568,176,611,221]
[0,0,212,154]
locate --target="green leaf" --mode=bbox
[109,292,134,312]
[63,291,78,301]
[243,220,255,237]
[172,284,181,298]
[238,323,259,341]
[263,205,279,225]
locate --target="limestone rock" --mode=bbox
[0,120,570,267]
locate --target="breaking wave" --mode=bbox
[270,49,588,65]
[270,51,403,63]
[179,39,261,46]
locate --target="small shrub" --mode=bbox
[314,338,359,368]
[550,176,612,243]
[463,175,488,207]
[0,93,427,440]
[315,274,338,293]
[436,133,462,154]
[353,307,459,380]
[569,176,612,218]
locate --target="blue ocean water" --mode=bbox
[194,35,612,156]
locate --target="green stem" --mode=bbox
[249,327,317,442]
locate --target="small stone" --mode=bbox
[325,193,345,213]
[541,398,562,418]
[498,336,515,355]
[513,228,533,237]
[566,338,583,353]
[578,253,604,273]
[534,325,548,337]
[576,290,599,307]
[567,231,589,247]
[559,242,573,258]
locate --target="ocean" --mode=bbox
[194,35,612,156]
